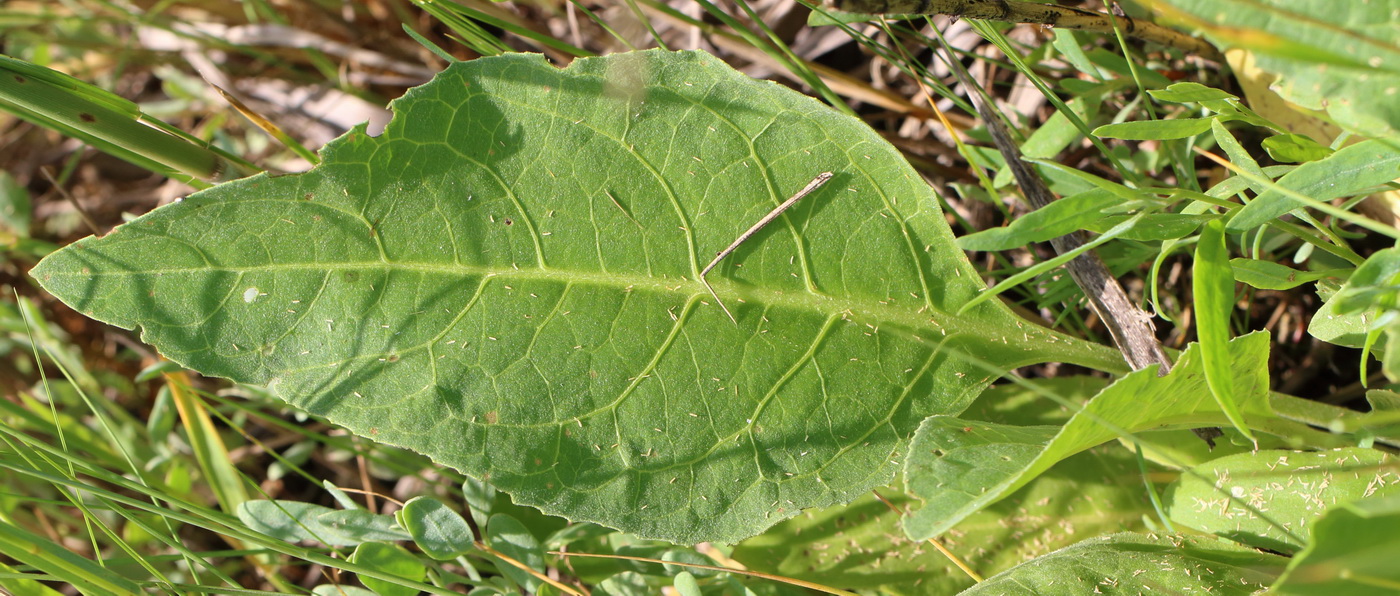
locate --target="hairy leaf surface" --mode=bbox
[962,532,1285,595]
[31,50,1122,543]
[1164,448,1400,553]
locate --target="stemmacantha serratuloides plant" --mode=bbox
[34,49,1129,544]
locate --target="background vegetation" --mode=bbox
[1,0,1397,594]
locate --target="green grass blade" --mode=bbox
[956,213,1146,314]
[0,55,254,184]
[0,521,142,596]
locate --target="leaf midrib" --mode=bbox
[49,259,1123,371]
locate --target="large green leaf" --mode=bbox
[1151,0,1400,138]
[902,333,1274,541]
[1273,494,1400,595]
[1164,448,1400,554]
[732,379,1150,595]
[30,50,1123,543]
[961,532,1286,595]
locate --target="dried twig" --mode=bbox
[925,27,1222,444]
[701,172,835,323]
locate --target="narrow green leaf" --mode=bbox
[1386,320,1400,383]
[1211,119,1270,195]
[1263,133,1335,163]
[31,50,1125,543]
[672,572,702,596]
[0,55,248,182]
[1231,258,1347,290]
[351,542,427,596]
[1165,448,1398,554]
[1203,165,1294,200]
[462,477,497,530]
[1051,30,1108,82]
[0,520,142,596]
[401,497,476,560]
[1028,159,1155,203]
[962,533,1285,595]
[597,572,650,595]
[487,514,546,593]
[957,212,1146,314]
[1273,494,1400,595]
[902,334,1274,541]
[313,586,376,596]
[1333,247,1400,314]
[660,549,717,577]
[1148,82,1239,104]
[1195,220,1254,441]
[1084,213,1211,241]
[1310,281,1381,350]
[1227,138,1400,233]
[238,500,362,547]
[1021,95,1102,159]
[956,189,1117,251]
[0,560,65,596]
[1093,117,1214,140]
[318,509,413,543]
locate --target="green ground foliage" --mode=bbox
[1,0,1398,594]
